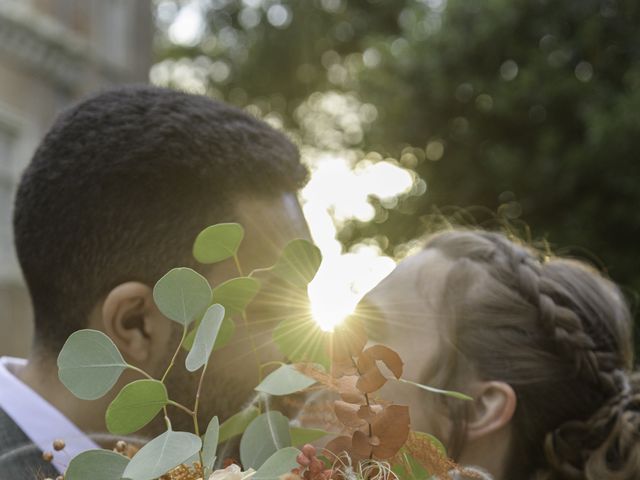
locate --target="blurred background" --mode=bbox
[0,0,638,356]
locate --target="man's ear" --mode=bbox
[100,282,172,367]
[466,381,517,441]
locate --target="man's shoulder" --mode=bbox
[0,407,59,480]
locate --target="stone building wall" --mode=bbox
[0,0,152,356]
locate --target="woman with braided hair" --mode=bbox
[363,229,640,479]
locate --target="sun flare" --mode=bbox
[309,299,354,332]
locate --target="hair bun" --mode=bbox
[544,370,640,479]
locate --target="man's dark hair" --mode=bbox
[13,85,307,354]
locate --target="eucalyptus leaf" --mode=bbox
[273,318,330,368]
[57,329,128,400]
[65,449,129,480]
[212,277,261,315]
[202,416,219,476]
[122,430,202,480]
[218,406,260,444]
[239,411,291,469]
[153,268,212,327]
[255,364,316,396]
[213,317,236,350]
[290,427,330,447]
[270,239,322,287]
[399,378,473,401]
[182,315,235,352]
[253,447,301,480]
[106,380,168,435]
[185,304,225,372]
[193,223,244,264]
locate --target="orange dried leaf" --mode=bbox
[295,363,332,386]
[356,351,387,393]
[324,435,353,458]
[351,430,373,458]
[371,405,410,459]
[335,375,366,404]
[334,401,367,428]
[331,356,357,378]
[357,405,382,422]
[363,344,404,379]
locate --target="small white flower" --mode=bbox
[208,464,256,480]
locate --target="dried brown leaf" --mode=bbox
[355,351,387,393]
[335,375,366,404]
[323,435,354,459]
[334,401,367,428]
[371,405,410,459]
[351,430,373,458]
[357,405,382,422]
[363,344,404,379]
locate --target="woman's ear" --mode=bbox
[466,381,517,441]
[100,282,172,368]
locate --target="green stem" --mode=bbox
[161,326,188,383]
[259,360,286,378]
[167,400,195,416]
[232,254,261,381]
[193,363,208,474]
[241,310,262,381]
[233,254,245,277]
[248,266,272,278]
[127,365,155,380]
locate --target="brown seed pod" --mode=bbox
[42,451,54,462]
[53,439,66,451]
[115,440,127,452]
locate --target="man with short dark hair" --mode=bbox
[0,85,310,478]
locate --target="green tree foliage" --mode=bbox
[155,0,640,320]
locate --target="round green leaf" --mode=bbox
[122,430,202,480]
[153,268,212,327]
[254,447,301,480]
[240,411,291,469]
[290,427,330,447]
[255,364,316,396]
[193,223,244,264]
[273,318,330,368]
[65,449,129,480]
[270,239,322,287]
[218,406,260,445]
[106,380,168,435]
[202,416,219,475]
[57,329,128,400]
[185,304,225,372]
[212,277,261,315]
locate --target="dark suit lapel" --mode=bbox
[0,407,60,479]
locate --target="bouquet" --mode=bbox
[48,223,478,480]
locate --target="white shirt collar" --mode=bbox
[0,356,100,473]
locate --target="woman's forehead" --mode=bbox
[362,249,452,327]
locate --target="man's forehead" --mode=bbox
[233,192,310,268]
